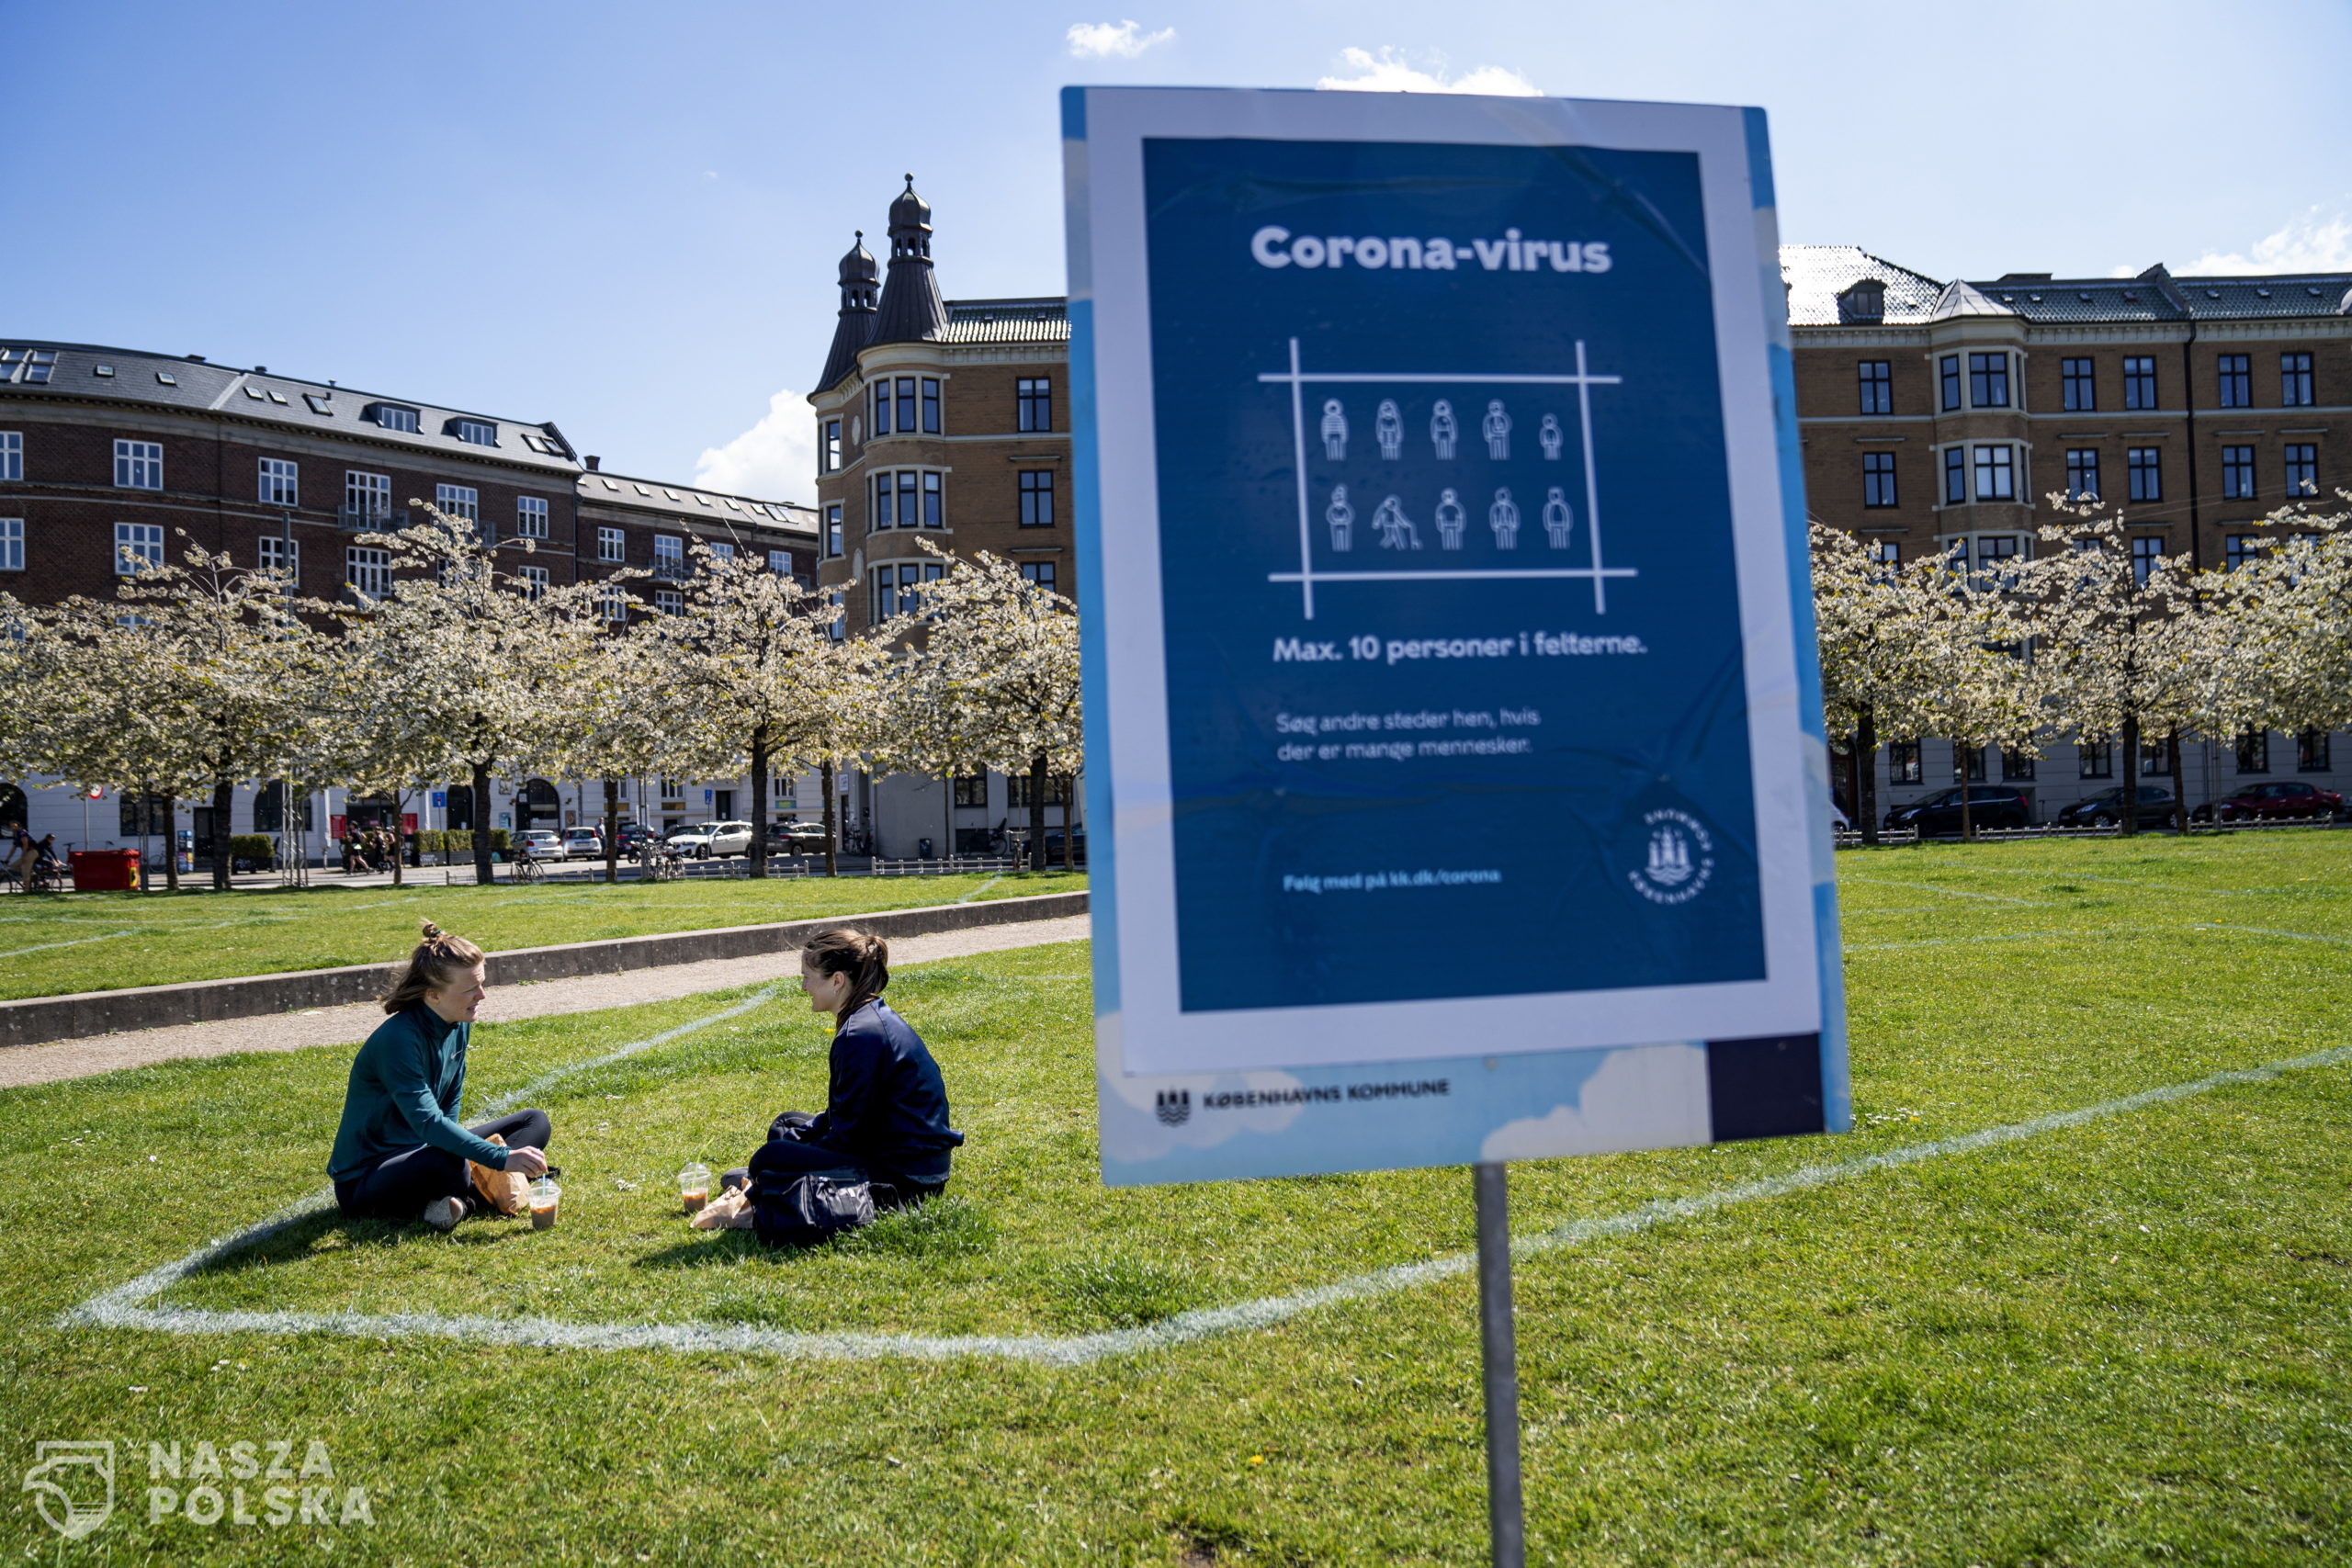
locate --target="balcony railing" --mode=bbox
[338,504,395,534]
[651,558,691,580]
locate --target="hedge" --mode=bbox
[227,834,275,864]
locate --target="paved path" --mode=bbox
[0,916,1091,1090]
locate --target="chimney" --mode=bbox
[584,455,601,471]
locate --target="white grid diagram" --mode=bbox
[1259,336,1635,620]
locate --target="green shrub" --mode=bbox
[414,829,444,854]
[227,834,274,864]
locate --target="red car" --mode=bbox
[2191,780,2344,822]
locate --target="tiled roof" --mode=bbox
[934,298,1069,345]
[1779,245,1944,326]
[1966,266,2352,322]
[577,471,818,535]
[0,340,580,469]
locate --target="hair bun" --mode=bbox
[419,919,444,941]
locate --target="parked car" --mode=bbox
[616,823,660,852]
[774,820,829,854]
[1829,802,1851,834]
[514,829,563,860]
[1038,826,1088,865]
[561,826,604,859]
[2191,779,2345,822]
[665,820,754,859]
[2055,784,2177,829]
[1883,786,2030,836]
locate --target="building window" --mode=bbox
[258,534,298,581]
[0,517,20,572]
[345,546,391,602]
[2131,535,2163,586]
[2001,748,2036,782]
[872,471,895,528]
[1888,739,1922,784]
[0,350,56,384]
[596,526,625,562]
[0,431,19,481]
[1018,378,1053,432]
[871,559,942,621]
[2217,354,2251,409]
[1857,361,1891,414]
[600,585,628,622]
[516,565,548,601]
[2235,731,2270,774]
[1020,560,1057,593]
[1968,352,2009,409]
[871,380,891,436]
[2298,729,2331,772]
[1973,535,2021,588]
[1942,446,1966,504]
[2078,741,2113,779]
[768,549,792,574]
[1018,468,1058,525]
[921,377,942,434]
[922,470,943,527]
[2061,357,2096,412]
[113,522,164,573]
[2225,535,2265,571]
[2065,448,2100,501]
[114,439,163,490]
[2221,446,2256,500]
[1954,744,1986,783]
[257,457,299,507]
[654,588,684,615]
[709,541,735,562]
[2285,444,2318,498]
[344,470,390,523]
[1973,444,2015,502]
[820,419,842,472]
[435,483,479,522]
[952,773,988,808]
[2122,356,2157,410]
[653,535,684,576]
[1861,451,1896,508]
[452,419,496,446]
[824,502,842,558]
[2127,447,2161,502]
[2281,352,2314,407]
[373,404,421,433]
[516,496,549,538]
[825,591,843,642]
[894,378,915,435]
[1938,355,1961,412]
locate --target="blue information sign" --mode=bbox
[1065,88,1847,1184]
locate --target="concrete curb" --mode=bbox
[0,891,1089,1050]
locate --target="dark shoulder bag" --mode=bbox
[752,1168,875,1250]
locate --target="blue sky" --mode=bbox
[6,0,2347,503]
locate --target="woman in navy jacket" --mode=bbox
[729,927,962,1203]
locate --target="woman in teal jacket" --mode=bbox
[328,922,552,1231]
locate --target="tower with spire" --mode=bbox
[816,231,878,392]
[869,175,948,347]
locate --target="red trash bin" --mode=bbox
[68,849,141,892]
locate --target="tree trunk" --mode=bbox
[472,762,496,885]
[2167,729,2187,834]
[1057,773,1071,870]
[749,728,770,879]
[820,759,838,876]
[2120,715,2141,838]
[1027,752,1048,873]
[1857,705,1881,847]
[1957,743,1973,843]
[388,788,405,887]
[211,777,234,891]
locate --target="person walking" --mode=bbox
[10,823,34,892]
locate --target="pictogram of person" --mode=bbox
[1430,400,1457,460]
[1483,400,1511,460]
[1488,488,1520,548]
[1374,400,1403,460]
[1319,400,1349,460]
[1326,484,1355,551]
[1372,495,1422,550]
[1542,487,1573,548]
[1539,413,1564,460]
[1434,488,1466,549]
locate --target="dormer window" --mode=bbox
[369,403,422,433]
[450,418,497,446]
[303,393,333,415]
[1836,279,1885,323]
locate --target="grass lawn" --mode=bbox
[0,869,1085,1001]
[3,833,2349,1563]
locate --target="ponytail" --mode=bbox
[380,919,486,1014]
[801,926,888,1026]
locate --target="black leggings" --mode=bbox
[721,1113,945,1208]
[334,1109,552,1221]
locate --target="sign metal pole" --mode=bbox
[1475,1160,1524,1568]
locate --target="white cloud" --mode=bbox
[1317,46,1539,96]
[2182,205,2352,276]
[693,389,818,506]
[1477,1044,1711,1163]
[1066,19,1175,59]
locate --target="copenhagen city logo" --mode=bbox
[1155,1089,1192,1127]
[1631,808,1714,905]
[23,1440,113,1540]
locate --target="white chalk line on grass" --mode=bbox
[956,874,1005,904]
[61,1042,2352,1366]
[0,929,139,959]
[1839,874,2042,906]
[2194,921,2352,948]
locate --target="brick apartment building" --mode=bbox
[0,340,820,853]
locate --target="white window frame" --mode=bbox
[435,483,480,522]
[0,517,21,571]
[258,457,300,507]
[516,564,550,600]
[375,405,421,434]
[258,534,299,581]
[768,549,792,574]
[345,470,391,522]
[654,588,684,616]
[453,419,497,446]
[597,525,625,562]
[709,541,735,561]
[0,431,20,481]
[515,495,549,538]
[345,546,392,603]
[653,534,684,576]
[115,522,164,574]
[114,439,163,491]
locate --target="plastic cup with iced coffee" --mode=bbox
[677,1162,712,1214]
[528,1173,561,1230]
